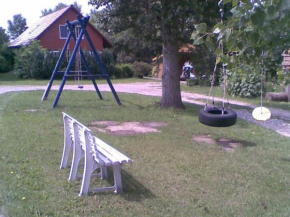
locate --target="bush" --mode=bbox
[115,63,133,78]
[186,79,198,86]
[14,42,116,79]
[227,72,265,98]
[14,41,46,79]
[113,66,123,78]
[132,61,152,78]
[14,41,65,79]
[101,48,116,77]
[0,43,14,72]
[186,76,211,87]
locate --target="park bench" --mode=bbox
[60,112,132,196]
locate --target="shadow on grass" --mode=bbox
[281,157,290,162]
[121,170,156,201]
[216,139,257,149]
[88,169,156,202]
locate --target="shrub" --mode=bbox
[115,63,133,78]
[83,51,101,75]
[186,79,198,86]
[227,72,265,98]
[116,51,136,63]
[14,41,46,79]
[113,66,123,78]
[132,61,152,78]
[101,48,116,77]
[0,43,14,72]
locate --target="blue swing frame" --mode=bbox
[41,15,121,108]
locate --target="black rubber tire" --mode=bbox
[198,107,237,127]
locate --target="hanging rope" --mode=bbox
[205,58,218,109]
[260,53,264,113]
[206,0,228,111]
[252,51,271,121]
[198,0,237,127]
[75,25,83,88]
[66,26,70,62]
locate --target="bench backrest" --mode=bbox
[63,112,91,141]
[63,112,102,164]
[63,112,132,166]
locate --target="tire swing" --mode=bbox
[198,0,237,127]
[198,61,237,127]
[252,53,271,121]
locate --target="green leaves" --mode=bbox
[194,23,207,34]
[250,9,266,26]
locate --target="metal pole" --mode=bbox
[42,28,72,101]
[52,21,85,108]
[78,16,121,105]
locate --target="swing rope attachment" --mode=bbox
[198,0,237,127]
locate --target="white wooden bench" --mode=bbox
[60,112,132,196]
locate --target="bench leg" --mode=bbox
[69,142,83,181]
[79,156,95,196]
[101,167,108,179]
[60,138,72,169]
[113,164,123,193]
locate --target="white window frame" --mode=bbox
[59,25,68,39]
[59,25,84,40]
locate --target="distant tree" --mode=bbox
[0,43,14,73]
[7,14,27,40]
[90,10,160,63]
[41,2,82,17]
[0,27,9,46]
[0,28,14,72]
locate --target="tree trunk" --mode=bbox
[159,40,185,109]
[265,92,288,102]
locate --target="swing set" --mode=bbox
[42,15,121,108]
[198,0,271,127]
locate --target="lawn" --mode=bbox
[0,71,156,86]
[0,90,290,216]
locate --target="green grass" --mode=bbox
[0,90,290,216]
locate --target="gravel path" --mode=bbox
[0,82,289,137]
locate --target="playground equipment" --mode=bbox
[42,15,121,108]
[252,52,271,121]
[198,0,237,127]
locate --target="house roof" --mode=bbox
[9,5,112,48]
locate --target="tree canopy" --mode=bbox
[41,2,82,17]
[89,0,220,108]
[192,0,290,74]
[7,14,27,40]
[0,27,9,46]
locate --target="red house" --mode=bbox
[9,5,112,51]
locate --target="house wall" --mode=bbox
[38,9,104,51]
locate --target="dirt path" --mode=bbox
[0,82,289,137]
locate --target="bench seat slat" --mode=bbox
[95,137,132,164]
[96,152,113,166]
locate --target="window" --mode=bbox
[59,25,68,39]
[59,25,84,40]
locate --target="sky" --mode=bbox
[0,0,95,31]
